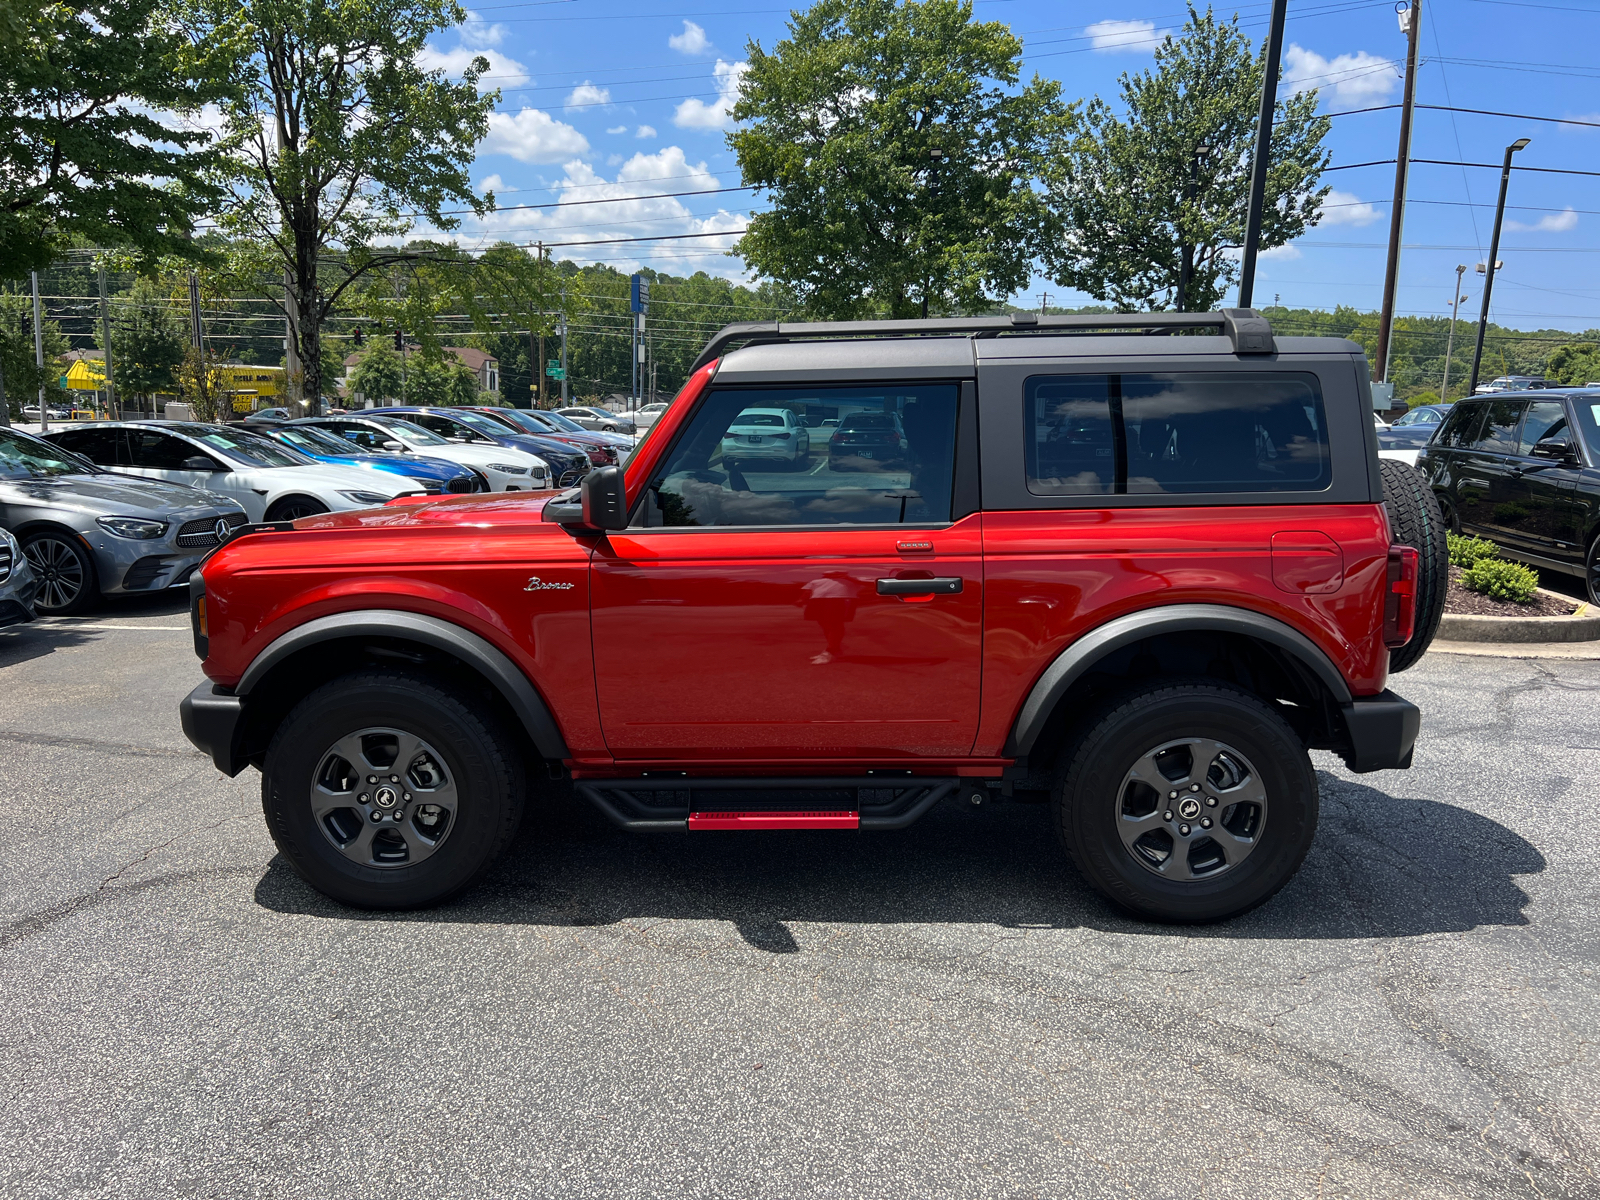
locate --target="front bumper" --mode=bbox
[1339,689,1421,772]
[180,679,246,776]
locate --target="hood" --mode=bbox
[0,471,244,516]
[409,443,546,471]
[290,489,560,533]
[267,463,414,494]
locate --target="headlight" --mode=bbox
[96,516,168,540]
[338,490,392,505]
[486,462,530,475]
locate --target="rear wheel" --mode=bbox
[1054,681,1319,923]
[262,670,525,908]
[1381,458,1448,672]
[265,495,330,521]
[22,531,97,615]
[1587,537,1600,606]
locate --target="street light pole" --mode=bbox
[31,271,47,432]
[1468,138,1530,395]
[1373,0,1423,382]
[1237,0,1289,309]
[1440,264,1466,399]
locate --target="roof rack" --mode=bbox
[688,309,1275,373]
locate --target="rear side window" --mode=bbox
[1434,403,1485,448]
[1475,400,1527,453]
[1025,372,1330,496]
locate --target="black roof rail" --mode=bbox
[687,308,1275,372]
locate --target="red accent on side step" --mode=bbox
[687,811,861,831]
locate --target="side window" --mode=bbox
[51,427,120,465]
[1435,403,1486,448]
[1476,400,1527,454]
[639,384,959,527]
[129,432,215,469]
[1025,372,1330,496]
[1518,401,1569,453]
[330,423,385,451]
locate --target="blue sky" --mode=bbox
[425,0,1600,331]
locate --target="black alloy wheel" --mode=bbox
[265,496,330,521]
[22,532,96,615]
[1587,537,1600,607]
[1054,680,1319,923]
[262,670,524,908]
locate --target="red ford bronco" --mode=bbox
[180,311,1445,922]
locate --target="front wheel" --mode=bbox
[266,495,330,521]
[1587,537,1600,606]
[1054,681,1319,923]
[22,531,97,614]
[262,670,525,908]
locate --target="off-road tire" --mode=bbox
[262,670,524,909]
[1054,680,1319,923]
[1381,458,1448,672]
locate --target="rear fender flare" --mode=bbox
[1004,603,1354,757]
[237,609,570,759]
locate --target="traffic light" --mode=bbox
[393,329,403,351]
[352,327,364,347]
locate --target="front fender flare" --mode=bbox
[1004,603,1354,757]
[237,609,570,760]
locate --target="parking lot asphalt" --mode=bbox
[1,598,1597,1200]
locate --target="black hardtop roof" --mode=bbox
[691,309,1290,372]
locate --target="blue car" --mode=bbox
[238,421,484,494]
[367,406,592,488]
[1377,403,1453,452]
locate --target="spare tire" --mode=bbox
[1381,458,1448,672]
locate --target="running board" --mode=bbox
[574,776,959,833]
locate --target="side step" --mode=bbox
[574,776,959,833]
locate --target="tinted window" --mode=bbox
[129,432,215,470]
[1571,399,1600,459]
[0,429,91,478]
[49,427,120,466]
[1519,401,1570,454]
[640,384,958,527]
[1475,400,1526,453]
[1434,402,1486,448]
[1025,372,1329,496]
[319,422,391,452]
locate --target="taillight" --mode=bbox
[774,431,791,440]
[1383,544,1418,648]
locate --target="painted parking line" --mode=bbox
[27,622,189,632]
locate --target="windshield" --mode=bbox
[272,426,361,456]
[0,429,93,478]
[177,426,312,467]
[370,417,449,446]
[447,410,512,438]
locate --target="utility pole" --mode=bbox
[188,271,205,421]
[1469,138,1531,395]
[1237,0,1289,309]
[31,271,47,432]
[98,264,116,419]
[1373,0,1423,382]
[1440,264,1467,398]
[1037,292,1050,315]
[533,242,545,407]
[559,282,569,404]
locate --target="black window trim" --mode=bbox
[624,378,975,533]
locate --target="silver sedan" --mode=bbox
[0,426,246,615]
[0,526,38,627]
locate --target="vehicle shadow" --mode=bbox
[0,622,101,669]
[254,771,1544,946]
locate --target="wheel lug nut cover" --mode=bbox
[1206,796,1217,806]
[368,776,377,783]
[1168,791,1177,799]
[1201,817,1213,828]
[1163,810,1173,821]
[1179,823,1191,836]
[371,811,382,822]
[358,794,369,803]
[1190,784,1200,791]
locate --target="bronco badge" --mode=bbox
[524,575,575,592]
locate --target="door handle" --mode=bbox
[877,577,962,596]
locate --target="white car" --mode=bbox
[1373,411,1391,431]
[43,421,420,520]
[719,407,811,470]
[297,415,550,492]
[616,401,669,429]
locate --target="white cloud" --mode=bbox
[1318,188,1382,226]
[481,108,590,163]
[606,124,629,135]
[1258,244,1303,261]
[674,59,747,130]
[565,82,611,109]
[636,124,657,138]
[669,19,711,55]
[1283,44,1397,100]
[476,173,517,195]
[1507,207,1579,232]
[1559,112,1600,132]
[1084,19,1169,53]
[458,9,506,48]
[417,44,531,90]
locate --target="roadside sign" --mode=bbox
[545,366,565,380]
[630,274,650,313]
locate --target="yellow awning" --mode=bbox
[64,359,107,390]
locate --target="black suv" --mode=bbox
[1419,389,1600,601]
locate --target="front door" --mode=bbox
[1507,400,1587,561]
[591,381,981,760]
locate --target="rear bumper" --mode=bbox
[180,679,246,776]
[1339,689,1421,772]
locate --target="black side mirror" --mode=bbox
[181,456,221,471]
[1530,440,1576,462]
[547,465,627,533]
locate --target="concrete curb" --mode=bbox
[1437,588,1598,644]
[1428,639,1600,660]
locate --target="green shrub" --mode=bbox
[1406,390,1441,408]
[1447,533,1500,568]
[1461,558,1540,604]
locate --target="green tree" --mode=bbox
[190,0,496,409]
[349,340,404,403]
[0,0,226,279]
[1039,6,1330,311]
[104,277,186,413]
[730,0,1069,318]
[1544,343,1600,387]
[445,361,478,406]
[401,357,449,406]
[0,290,69,421]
